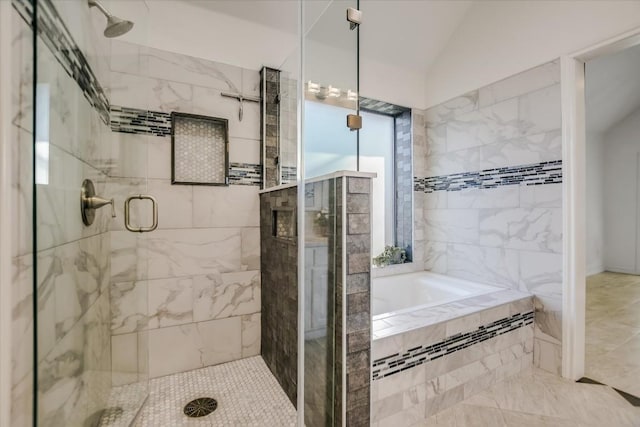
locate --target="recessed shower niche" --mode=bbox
[171,112,229,186]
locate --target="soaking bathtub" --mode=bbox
[370,271,534,423]
[372,271,503,319]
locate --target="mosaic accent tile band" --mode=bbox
[360,96,410,116]
[14,0,111,124]
[110,106,172,137]
[281,166,297,184]
[414,160,562,193]
[229,163,262,186]
[372,311,534,380]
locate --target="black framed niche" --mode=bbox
[171,112,229,186]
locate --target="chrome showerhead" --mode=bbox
[88,0,134,38]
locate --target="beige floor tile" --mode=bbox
[585,272,640,395]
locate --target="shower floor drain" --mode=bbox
[184,397,218,418]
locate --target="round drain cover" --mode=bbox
[184,397,218,418]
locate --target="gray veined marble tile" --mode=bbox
[533,338,562,375]
[147,317,242,378]
[241,313,261,358]
[193,185,259,228]
[518,250,562,298]
[446,243,519,289]
[424,91,479,127]
[426,124,447,155]
[111,333,139,386]
[241,227,260,270]
[11,11,34,133]
[109,40,142,74]
[36,234,109,343]
[446,98,519,152]
[424,209,479,245]
[10,126,33,258]
[424,145,482,177]
[479,208,562,253]
[38,289,111,427]
[141,44,243,93]
[478,60,560,108]
[479,129,562,170]
[111,281,149,335]
[519,182,562,208]
[191,85,261,141]
[447,186,520,209]
[147,277,194,329]
[424,241,447,274]
[193,270,260,322]
[110,71,193,113]
[518,84,561,136]
[137,228,243,280]
[11,254,34,386]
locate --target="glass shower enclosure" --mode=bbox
[7,0,362,425]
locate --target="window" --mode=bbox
[359,111,395,257]
[304,100,412,262]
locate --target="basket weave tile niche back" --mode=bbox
[171,112,229,185]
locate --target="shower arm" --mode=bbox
[88,0,112,19]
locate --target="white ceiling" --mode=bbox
[586,43,640,133]
[185,0,472,77]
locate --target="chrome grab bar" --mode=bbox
[124,194,158,233]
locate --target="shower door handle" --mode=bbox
[124,195,158,233]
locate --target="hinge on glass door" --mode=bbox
[346,7,362,30]
[347,114,362,131]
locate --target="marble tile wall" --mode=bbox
[415,60,563,375]
[108,40,262,381]
[371,298,534,425]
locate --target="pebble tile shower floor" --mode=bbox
[107,356,296,426]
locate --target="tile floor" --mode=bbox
[585,272,640,397]
[99,381,147,426]
[99,356,297,426]
[424,368,640,426]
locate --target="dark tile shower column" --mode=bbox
[260,67,280,189]
[259,173,373,426]
[259,186,298,405]
[340,176,372,427]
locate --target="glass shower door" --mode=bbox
[33,0,150,425]
[301,1,359,426]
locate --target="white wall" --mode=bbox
[603,108,640,274]
[424,1,640,108]
[586,131,605,276]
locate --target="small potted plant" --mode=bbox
[372,245,407,267]
[313,209,330,237]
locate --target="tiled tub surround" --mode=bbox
[414,60,563,375]
[108,39,262,384]
[371,290,533,426]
